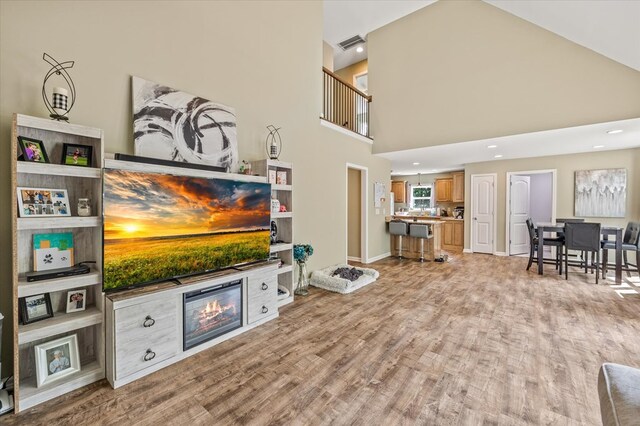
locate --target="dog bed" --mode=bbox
[310,264,379,294]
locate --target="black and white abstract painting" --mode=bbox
[575,168,626,217]
[132,76,238,172]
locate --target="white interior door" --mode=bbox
[509,175,531,255]
[472,175,495,254]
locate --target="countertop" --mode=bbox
[390,214,464,222]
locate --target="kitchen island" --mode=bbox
[386,217,443,260]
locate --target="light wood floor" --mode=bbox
[5,253,640,425]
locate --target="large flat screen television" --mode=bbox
[102,168,271,292]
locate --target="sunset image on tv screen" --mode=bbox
[103,169,271,291]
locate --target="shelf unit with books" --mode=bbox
[10,113,105,412]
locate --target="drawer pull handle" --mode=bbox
[143,316,156,328]
[144,349,156,361]
[261,283,268,290]
[261,306,269,314]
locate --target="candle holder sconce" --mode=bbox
[42,53,76,122]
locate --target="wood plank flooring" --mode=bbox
[5,253,640,425]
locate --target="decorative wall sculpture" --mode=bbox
[575,168,626,217]
[132,76,238,172]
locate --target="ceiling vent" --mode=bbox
[337,35,365,51]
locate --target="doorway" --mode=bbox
[346,164,368,263]
[506,170,556,256]
[470,174,496,254]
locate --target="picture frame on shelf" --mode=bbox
[268,170,277,184]
[19,293,53,325]
[276,171,287,185]
[66,289,87,313]
[35,334,81,388]
[61,143,93,167]
[17,136,49,163]
[16,187,71,217]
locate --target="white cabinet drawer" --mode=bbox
[247,295,277,324]
[114,297,180,379]
[115,333,179,379]
[248,276,277,301]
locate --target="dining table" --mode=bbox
[535,222,624,284]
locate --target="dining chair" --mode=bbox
[602,221,640,278]
[564,222,601,284]
[557,218,586,267]
[526,218,564,274]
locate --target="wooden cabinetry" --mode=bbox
[452,172,465,203]
[442,220,464,250]
[251,159,294,306]
[391,180,406,203]
[11,114,105,412]
[435,178,453,202]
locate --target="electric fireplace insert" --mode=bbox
[183,279,243,350]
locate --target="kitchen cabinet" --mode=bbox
[452,172,464,203]
[442,220,464,250]
[391,180,407,203]
[435,178,452,202]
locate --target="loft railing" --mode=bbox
[322,67,372,139]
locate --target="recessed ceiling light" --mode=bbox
[593,145,605,149]
[487,145,497,149]
[431,169,438,172]
[607,129,623,135]
[494,154,503,158]
[356,46,364,53]
[412,162,420,165]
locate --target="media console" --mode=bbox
[105,261,279,388]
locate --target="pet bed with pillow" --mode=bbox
[310,264,379,294]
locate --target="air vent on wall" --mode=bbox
[338,35,365,51]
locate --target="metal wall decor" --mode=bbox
[265,125,282,160]
[42,53,76,121]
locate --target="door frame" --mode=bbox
[469,173,497,255]
[346,163,368,264]
[505,169,557,256]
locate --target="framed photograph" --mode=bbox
[19,293,53,325]
[17,136,50,163]
[276,171,287,185]
[35,334,81,388]
[268,170,277,184]
[17,187,71,217]
[61,143,93,167]
[66,289,87,313]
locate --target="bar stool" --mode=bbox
[410,223,432,262]
[389,220,409,259]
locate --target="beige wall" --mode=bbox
[368,0,640,154]
[322,41,334,71]
[0,0,390,375]
[347,168,361,258]
[335,60,368,88]
[464,148,640,253]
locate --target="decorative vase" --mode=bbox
[295,261,309,296]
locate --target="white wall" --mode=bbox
[523,172,553,223]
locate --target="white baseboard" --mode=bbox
[347,256,361,262]
[463,248,473,254]
[494,251,508,256]
[365,252,391,263]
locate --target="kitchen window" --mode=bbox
[410,185,432,209]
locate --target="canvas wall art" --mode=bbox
[575,168,626,217]
[132,76,238,172]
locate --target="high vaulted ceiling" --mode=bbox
[324,0,640,173]
[324,0,640,72]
